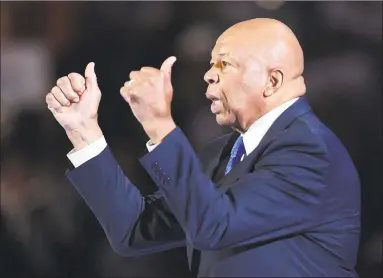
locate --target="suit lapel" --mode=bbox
[201,132,238,179]
[215,97,313,190]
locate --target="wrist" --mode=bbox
[66,121,103,151]
[144,118,176,144]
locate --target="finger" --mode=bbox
[124,80,135,87]
[121,84,136,96]
[160,56,177,78]
[120,86,128,100]
[46,93,64,112]
[129,71,151,82]
[68,72,86,95]
[51,86,71,106]
[57,77,80,102]
[84,62,98,89]
[140,67,159,75]
[120,86,133,103]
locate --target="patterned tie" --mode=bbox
[225,135,246,175]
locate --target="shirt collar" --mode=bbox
[242,97,299,156]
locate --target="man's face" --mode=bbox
[204,33,268,130]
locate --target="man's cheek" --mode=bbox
[223,93,235,110]
[221,92,232,110]
[222,98,230,112]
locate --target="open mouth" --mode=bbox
[206,92,223,114]
[210,98,222,114]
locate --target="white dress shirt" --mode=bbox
[67,97,299,167]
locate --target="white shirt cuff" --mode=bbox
[146,140,159,152]
[67,136,107,168]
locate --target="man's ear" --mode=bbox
[263,69,283,97]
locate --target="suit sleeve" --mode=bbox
[139,127,330,250]
[66,147,185,257]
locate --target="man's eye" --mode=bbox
[221,61,229,67]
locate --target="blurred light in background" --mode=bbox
[215,2,261,24]
[255,1,286,11]
[316,2,382,42]
[175,22,219,62]
[361,232,382,267]
[97,2,174,32]
[305,50,373,100]
[133,2,174,31]
[1,41,53,138]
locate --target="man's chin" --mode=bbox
[215,113,232,127]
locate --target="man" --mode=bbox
[46,18,361,277]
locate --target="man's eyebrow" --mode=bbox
[210,52,230,64]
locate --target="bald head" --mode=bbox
[218,18,304,80]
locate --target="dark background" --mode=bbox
[1,1,381,277]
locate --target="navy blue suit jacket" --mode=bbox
[67,97,361,277]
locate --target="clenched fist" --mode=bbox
[46,62,103,150]
[120,56,177,143]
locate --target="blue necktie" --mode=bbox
[225,135,246,175]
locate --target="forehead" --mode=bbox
[211,32,253,61]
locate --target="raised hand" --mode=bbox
[120,56,177,143]
[46,62,103,150]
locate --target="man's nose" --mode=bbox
[204,69,219,84]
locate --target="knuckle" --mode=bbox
[46,93,52,102]
[56,77,64,86]
[57,77,70,88]
[148,76,157,84]
[69,73,85,85]
[51,86,60,95]
[126,88,134,97]
[67,95,77,101]
[46,95,59,108]
[68,72,79,79]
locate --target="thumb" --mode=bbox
[160,56,177,80]
[84,62,98,89]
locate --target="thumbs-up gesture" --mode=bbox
[120,56,177,143]
[46,62,103,150]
